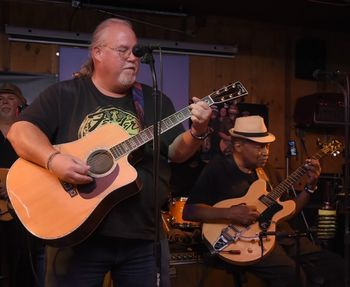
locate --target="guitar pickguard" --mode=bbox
[258,202,283,230]
[78,165,120,199]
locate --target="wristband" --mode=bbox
[304,184,318,195]
[46,151,60,171]
[190,127,212,140]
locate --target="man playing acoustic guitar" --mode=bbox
[7,18,212,287]
[183,115,345,287]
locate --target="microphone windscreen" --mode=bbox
[132,45,146,58]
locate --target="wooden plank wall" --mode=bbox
[1,1,349,183]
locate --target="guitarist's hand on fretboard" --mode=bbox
[227,204,260,226]
[304,158,321,189]
[189,97,212,135]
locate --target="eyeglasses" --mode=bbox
[105,46,133,59]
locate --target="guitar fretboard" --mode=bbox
[107,81,248,160]
[267,148,330,201]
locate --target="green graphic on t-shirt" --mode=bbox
[78,106,141,138]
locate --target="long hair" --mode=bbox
[73,18,133,78]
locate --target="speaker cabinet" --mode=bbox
[294,93,344,127]
[295,38,326,80]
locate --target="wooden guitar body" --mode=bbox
[7,124,141,246]
[202,179,296,265]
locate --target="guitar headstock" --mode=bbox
[320,140,344,157]
[203,82,248,106]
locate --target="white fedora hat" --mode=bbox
[229,115,275,143]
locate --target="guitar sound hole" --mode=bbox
[87,150,114,175]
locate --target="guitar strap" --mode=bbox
[128,83,147,165]
[131,82,145,128]
[256,167,273,192]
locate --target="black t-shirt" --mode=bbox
[18,77,184,240]
[0,132,18,168]
[186,154,259,206]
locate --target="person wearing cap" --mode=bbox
[0,82,26,204]
[0,82,44,287]
[0,83,27,168]
[0,82,27,201]
[183,115,344,287]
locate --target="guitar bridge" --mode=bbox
[60,180,78,197]
[209,224,243,254]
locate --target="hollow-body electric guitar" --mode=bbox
[202,140,343,265]
[7,82,248,247]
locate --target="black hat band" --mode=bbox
[233,131,269,137]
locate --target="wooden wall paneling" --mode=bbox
[189,16,256,98]
[189,56,219,99]
[189,55,251,103]
[0,33,10,71]
[249,25,287,171]
[9,42,58,74]
[188,17,255,103]
[212,56,251,90]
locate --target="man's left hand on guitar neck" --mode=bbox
[304,158,321,191]
[293,158,321,214]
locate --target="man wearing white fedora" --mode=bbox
[183,115,344,287]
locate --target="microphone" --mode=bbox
[132,44,159,58]
[312,69,346,80]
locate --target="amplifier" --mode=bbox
[170,250,203,265]
[294,93,344,127]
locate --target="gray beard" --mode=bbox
[118,74,135,89]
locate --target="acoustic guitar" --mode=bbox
[202,140,343,265]
[7,82,248,247]
[0,168,12,221]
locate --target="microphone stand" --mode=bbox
[259,230,309,287]
[286,149,315,244]
[142,52,162,286]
